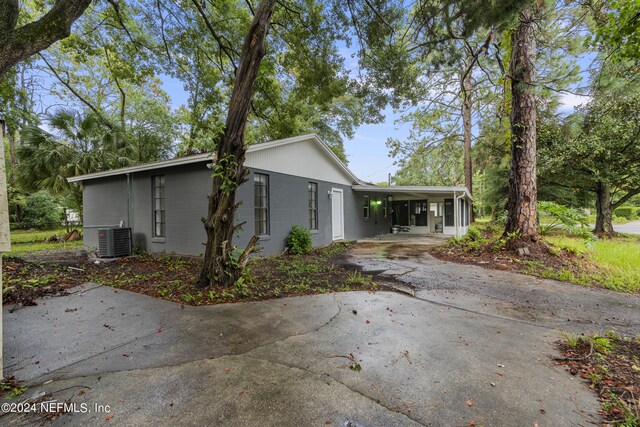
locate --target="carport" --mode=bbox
[352,185,473,238]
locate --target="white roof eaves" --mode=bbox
[67,133,362,184]
[352,184,474,201]
[67,152,214,183]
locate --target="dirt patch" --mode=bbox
[3,243,379,307]
[2,257,88,307]
[422,226,624,293]
[0,375,27,399]
[429,240,584,272]
[555,335,640,425]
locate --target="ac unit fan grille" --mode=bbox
[97,227,132,258]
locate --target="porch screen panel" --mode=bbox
[444,198,454,227]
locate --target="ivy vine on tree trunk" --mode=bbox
[197,0,276,288]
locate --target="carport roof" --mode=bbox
[352,184,473,201]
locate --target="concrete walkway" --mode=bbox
[2,274,613,426]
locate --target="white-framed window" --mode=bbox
[152,175,165,238]
[363,195,370,219]
[254,173,269,235]
[414,201,427,214]
[308,182,318,230]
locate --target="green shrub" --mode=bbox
[538,201,593,240]
[614,206,640,220]
[21,191,63,230]
[132,242,146,255]
[466,226,482,241]
[286,225,313,255]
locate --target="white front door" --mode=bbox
[331,188,344,240]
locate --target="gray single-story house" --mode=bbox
[68,134,472,256]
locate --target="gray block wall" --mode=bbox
[81,161,390,256]
[82,177,129,251]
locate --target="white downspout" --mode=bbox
[454,191,465,239]
[454,191,459,239]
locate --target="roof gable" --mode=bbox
[67,134,359,185]
[246,135,358,185]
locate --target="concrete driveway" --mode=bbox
[5,243,640,425]
[350,243,640,336]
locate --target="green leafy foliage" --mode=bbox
[557,333,640,427]
[538,201,593,240]
[132,242,146,256]
[465,226,483,242]
[448,225,489,252]
[211,154,240,196]
[587,0,640,63]
[286,225,313,255]
[14,109,135,217]
[20,191,63,230]
[614,206,640,220]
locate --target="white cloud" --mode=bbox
[558,93,591,112]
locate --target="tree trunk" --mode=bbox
[6,128,17,166]
[594,181,614,234]
[6,128,22,223]
[504,7,538,242]
[462,56,473,221]
[197,0,275,288]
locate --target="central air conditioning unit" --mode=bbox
[98,227,132,258]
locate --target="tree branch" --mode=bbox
[38,52,114,129]
[363,0,395,37]
[190,0,239,73]
[612,189,640,210]
[0,0,92,78]
[103,48,126,128]
[156,0,172,62]
[105,0,138,52]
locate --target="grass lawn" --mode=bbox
[9,228,70,243]
[3,228,83,257]
[545,234,640,293]
[430,223,640,294]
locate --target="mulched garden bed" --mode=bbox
[425,226,609,291]
[428,239,587,272]
[2,257,87,307]
[2,242,377,307]
[555,335,640,426]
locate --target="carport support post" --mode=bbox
[454,192,460,239]
[0,119,12,380]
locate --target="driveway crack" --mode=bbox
[240,354,426,426]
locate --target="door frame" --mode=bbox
[331,188,344,240]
